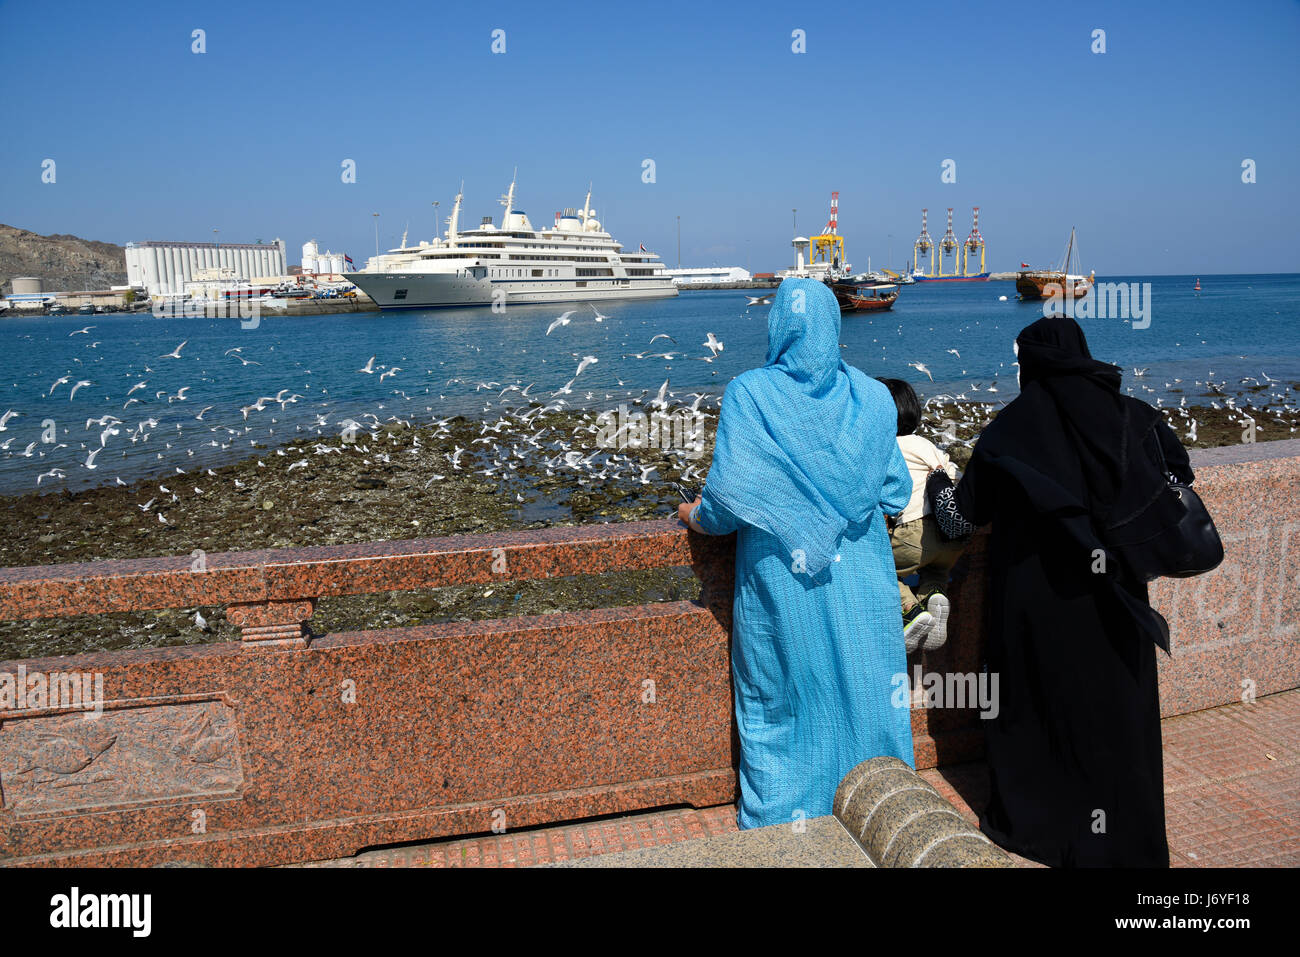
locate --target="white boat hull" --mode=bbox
[344,272,678,309]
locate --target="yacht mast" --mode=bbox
[500,169,517,227]
[447,183,463,246]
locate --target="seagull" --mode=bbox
[160,340,188,359]
[1133,368,1149,377]
[0,409,18,431]
[69,326,95,336]
[745,295,773,306]
[908,361,934,382]
[48,375,71,395]
[546,311,577,335]
[83,447,101,469]
[649,334,676,346]
[590,304,609,322]
[69,380,92,400]
[36,467,66,485]
[575,356,599,376]
[946,349,961,359]
[358,356,377,374]
[702,333,724,358]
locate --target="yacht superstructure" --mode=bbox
[343,178,677,309]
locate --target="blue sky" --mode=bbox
[2,0,1297,275]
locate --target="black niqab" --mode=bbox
[996,316,1162,522]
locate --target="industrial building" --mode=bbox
[301,240,351,276]
[124,239,287,296]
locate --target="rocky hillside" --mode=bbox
[0,224,127,293]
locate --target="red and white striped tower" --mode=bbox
[938,207,959,276]
[962,206,986,276]
[913,207,934,274]
[824,191,839,234]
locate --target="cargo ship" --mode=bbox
[912,271,989,282]
[1016,228,1093,301]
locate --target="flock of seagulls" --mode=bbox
[0,310,737,525]
[1,299,1296,526]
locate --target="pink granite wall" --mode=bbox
[0,441,1294,866]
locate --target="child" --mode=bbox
[878,378,967,652]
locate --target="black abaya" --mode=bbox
[955,317,1192,868]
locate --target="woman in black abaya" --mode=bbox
[954,316,1192,868]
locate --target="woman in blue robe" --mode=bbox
[677,278,915,829]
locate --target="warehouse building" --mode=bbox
[124,239,287,296]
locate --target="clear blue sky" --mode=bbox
[2,0,1297,275]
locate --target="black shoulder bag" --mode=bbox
[1102,434,1224,583]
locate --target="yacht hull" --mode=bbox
[344,272,678,309]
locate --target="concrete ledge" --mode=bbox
[834,757,1014,867]
[550,814,872,868]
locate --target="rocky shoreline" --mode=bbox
[1,387,1294,662]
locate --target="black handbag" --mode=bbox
[926,468,976,541]
[1102,438,1224,583]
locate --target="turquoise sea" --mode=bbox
[1,273,1296,496]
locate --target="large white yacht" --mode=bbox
[344,177,677,309]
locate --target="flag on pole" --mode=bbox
[1020,262,1030,268]
[344,254,354,265]
[640,243,646,252]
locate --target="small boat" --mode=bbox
[1016,228,1093,300]
[833,282,898,312]
[1194,278,1201,292]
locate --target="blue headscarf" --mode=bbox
[703,278,908,576]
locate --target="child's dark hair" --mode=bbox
[877,377,921,436]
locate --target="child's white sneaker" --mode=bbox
[921,591,950,651]
[902,604,934,653]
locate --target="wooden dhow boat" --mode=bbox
[1016,227,1094,300]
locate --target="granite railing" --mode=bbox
[1,438,1296,866]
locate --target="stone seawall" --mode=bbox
[0,440,1295,866]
